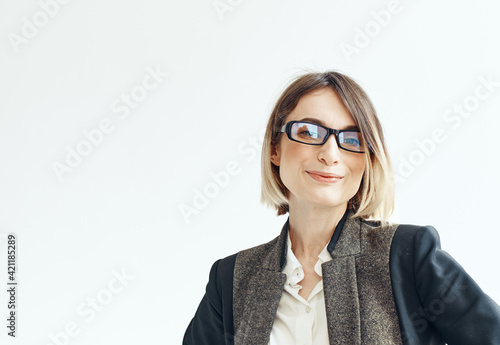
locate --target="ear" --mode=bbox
[270,143,281,166]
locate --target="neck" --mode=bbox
[288,202,347,259]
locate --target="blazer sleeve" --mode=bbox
[391,225,500,344]
[183,254,236,345]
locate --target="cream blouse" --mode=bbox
[268,232,332,345]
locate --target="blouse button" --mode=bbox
[305,306,311,313]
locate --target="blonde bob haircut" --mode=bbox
[260,71,395,221]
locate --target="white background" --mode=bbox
[1,0,500,344]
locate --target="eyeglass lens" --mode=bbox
[290,122,363,152]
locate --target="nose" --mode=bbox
[318,134,341,165]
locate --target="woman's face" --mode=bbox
[271,88,366,211]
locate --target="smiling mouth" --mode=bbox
[306,171,344,183]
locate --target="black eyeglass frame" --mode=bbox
[278,120,367,154]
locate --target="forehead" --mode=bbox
[286,88,356,128]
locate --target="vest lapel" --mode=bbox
[233,221,288,345]
[322,215,403,344]
[322,213,362,345]
[234,269,286,345]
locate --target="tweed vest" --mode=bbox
[232,212,403,345]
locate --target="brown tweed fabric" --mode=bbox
[233,222,287,345]
[357,221,402,344]
[233,213,403,345]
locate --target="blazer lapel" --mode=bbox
[322,213,362,345]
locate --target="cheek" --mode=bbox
[278,153,297,184]
[277,145,306,187]
[279,142,304,169]
[356,159,366,176]
[348,157,366,182]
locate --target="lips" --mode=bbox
[307,170,344,179]
[306,170,344,184]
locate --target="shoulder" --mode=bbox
[207,233,282,289]
[356,220,442,263]
[205,253,238,301]
[391,223,441,258]
[387,223,442,291]
[359,219,440,251]
[358,218,400,251]
[235,234,281,266]
[359,218,400,236]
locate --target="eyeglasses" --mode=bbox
[277,121,366,153]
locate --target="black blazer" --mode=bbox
[183,210,500,344]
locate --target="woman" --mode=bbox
[183,71,500,344]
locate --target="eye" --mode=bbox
[290,122,325,144]
[296,124,320,139]
[343,137,360,146]
[340,131,363,149]
[297,129,319,138]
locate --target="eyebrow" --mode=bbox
[298,117,360,131]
